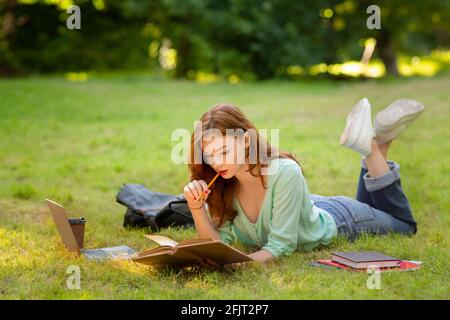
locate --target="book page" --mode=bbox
[132,250,194,267]
[177,242,253,265]
[137,246,173,257]
[144,234,178,247]
[177,238,217,247]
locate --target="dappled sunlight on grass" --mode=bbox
[186,49,450,81]
[65,72,89,82]
[306,53,448,78]
[398,56,441,77]
[195,71,220,84]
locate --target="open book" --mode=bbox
[132,235,254,268]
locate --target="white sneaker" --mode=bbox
[340,98,376,156]
[374,99,425,145]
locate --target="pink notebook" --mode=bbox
[312,259,421,272]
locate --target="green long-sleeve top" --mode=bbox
[207,157,337,257]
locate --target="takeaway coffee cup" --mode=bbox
[68,217,86,248]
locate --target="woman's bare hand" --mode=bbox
[183,179,211,210]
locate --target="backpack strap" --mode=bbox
[146,215,159,233]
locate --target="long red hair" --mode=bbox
[188,104,300,227]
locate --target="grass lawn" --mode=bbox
[0,74,449,299]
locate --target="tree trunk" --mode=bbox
[0,0,18,75]
[377,29,399,76]
[1,0,17,36]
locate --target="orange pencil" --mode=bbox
[199,172,220,201]
[207,172,220,189]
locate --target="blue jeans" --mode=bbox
[311,160,417,240]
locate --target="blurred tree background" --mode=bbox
[0,0,449,80]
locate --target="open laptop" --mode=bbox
[46,199,135,261]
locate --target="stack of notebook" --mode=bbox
[312,251,421,272]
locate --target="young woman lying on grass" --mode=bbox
[183,100,424,264]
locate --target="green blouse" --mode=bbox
[207,157,337,258]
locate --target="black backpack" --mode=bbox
[116,184,194,232]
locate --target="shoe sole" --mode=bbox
[375,99,424,133]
